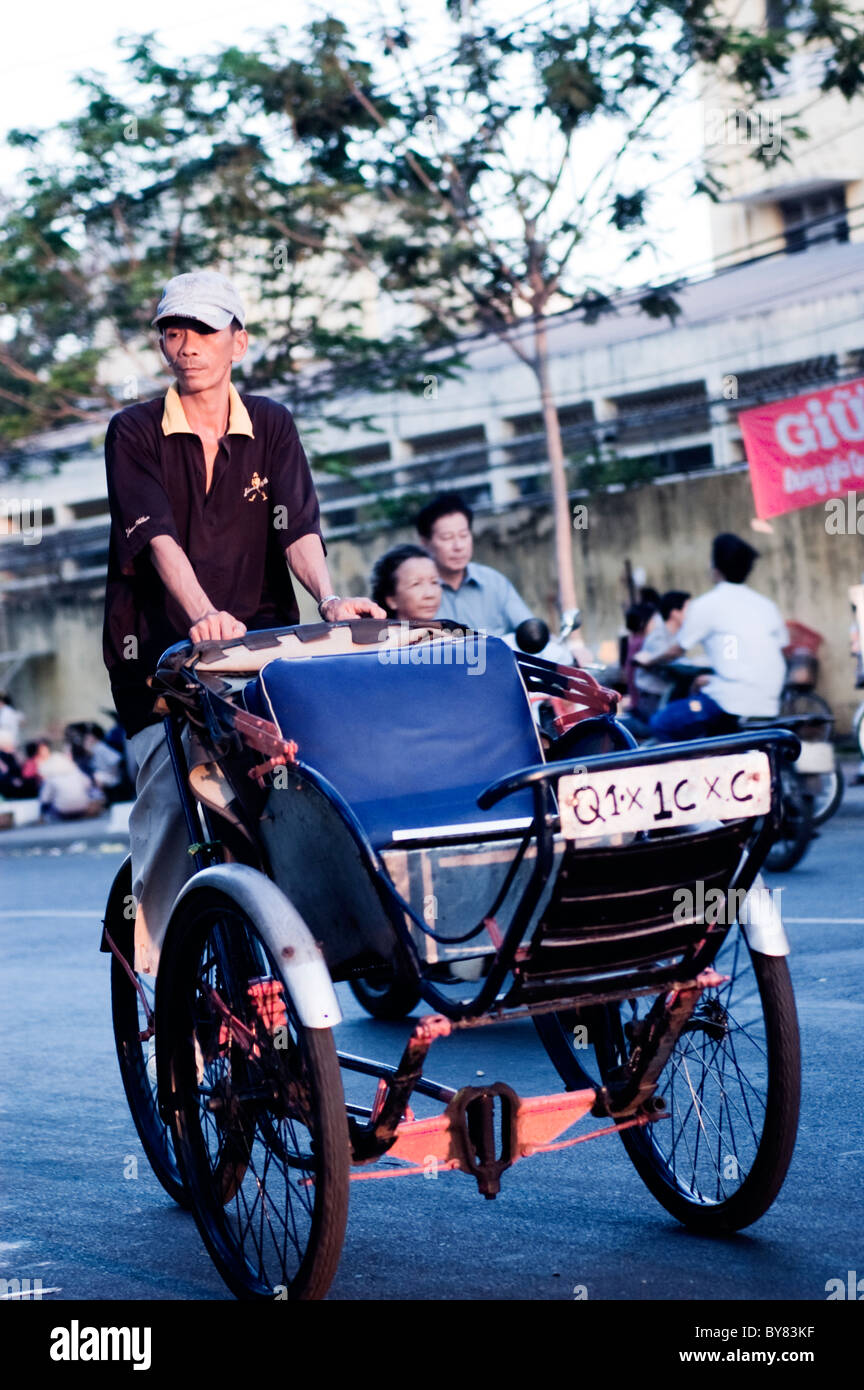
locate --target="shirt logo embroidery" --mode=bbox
[125,515,150,538]
[244,472,268,502]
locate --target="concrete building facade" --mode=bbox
[3,241,864,738]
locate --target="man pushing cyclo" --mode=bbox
[102,270,386,978]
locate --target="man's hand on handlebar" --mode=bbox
[189,611,248,645]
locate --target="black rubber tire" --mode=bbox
[111,949,189,1208]
[159,889,349,1301]
[348,967,422,1020]
[765,768,813,872]
[779,688,834,729]
[779,689,842,826]
[536,929,801,1233]
[807,764,844,827]
[107,859,187,1208]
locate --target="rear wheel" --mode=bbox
[111,950,188,1207]
[805,765,844,827]
[348,966,422,1020]
[765,767,813,871]
[159,889,350,1300]
[779,689,842,826]
[537,925,801,1232]
[779,688,833,728]
[107,860,187,1208]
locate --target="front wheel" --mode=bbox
[537,925,801,1232]
[158,888,350,1300]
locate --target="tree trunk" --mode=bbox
[533,315,578,616]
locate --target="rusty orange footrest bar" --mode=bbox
[369,1085,597,1171]
[350,1095,663,1183]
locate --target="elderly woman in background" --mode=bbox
[370,544,442,622]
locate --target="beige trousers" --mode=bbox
[128,723,198,976]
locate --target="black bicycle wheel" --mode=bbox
[160,888,350,1301]
[348,966,422,1020]
[111,949,188,1207]
[805,764,844,827]
[537,926,801,1233]
[779,688,834,730]
[765,767,813,872]
[779,689,841,826]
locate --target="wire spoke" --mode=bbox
[176,910,330,1293]
[629,927,775,1207]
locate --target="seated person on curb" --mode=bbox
[415,492,533,635]
[102,269,385,977]
[38,745,102,820]
[636,534,787,742]
[0,731,39,800]
[370,544,442,622]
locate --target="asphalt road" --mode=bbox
[1,784,862,1303]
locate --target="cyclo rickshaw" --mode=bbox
[101,619,802,1300]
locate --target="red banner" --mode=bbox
[738,377,864,519]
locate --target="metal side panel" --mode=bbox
[258,775,408,978]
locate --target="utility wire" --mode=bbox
[352,246,864,424]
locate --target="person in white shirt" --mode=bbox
[38,748,103,820]
[637,534,788,741]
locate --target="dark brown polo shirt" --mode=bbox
[103,383,324,736]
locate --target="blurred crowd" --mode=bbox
[0,693,134,821]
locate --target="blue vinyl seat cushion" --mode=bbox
[244,636,542,848]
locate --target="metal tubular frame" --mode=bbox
[149,637,801,1195]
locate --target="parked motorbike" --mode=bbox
[779,622,843,825]
[633,660,815,873]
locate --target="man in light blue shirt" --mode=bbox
[415,493,533,635]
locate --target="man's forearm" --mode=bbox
[149,535,215,624]
[150,535,247,643]
[284,533,336,607]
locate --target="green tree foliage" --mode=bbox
[1,2,861,601]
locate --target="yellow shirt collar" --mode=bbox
[161,382,254,438]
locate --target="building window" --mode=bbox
[405,425,488,482]
[780,188,848,253]
[733,355,838,406]
[504,403,596,466]
[607,381,710,445]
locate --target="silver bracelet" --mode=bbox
[317,594,341,618]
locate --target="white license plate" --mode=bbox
[558,751,771,840]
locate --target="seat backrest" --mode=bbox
[244,635,542,848]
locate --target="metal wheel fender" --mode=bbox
[739,872,790,957]
[165,864,342,1029]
